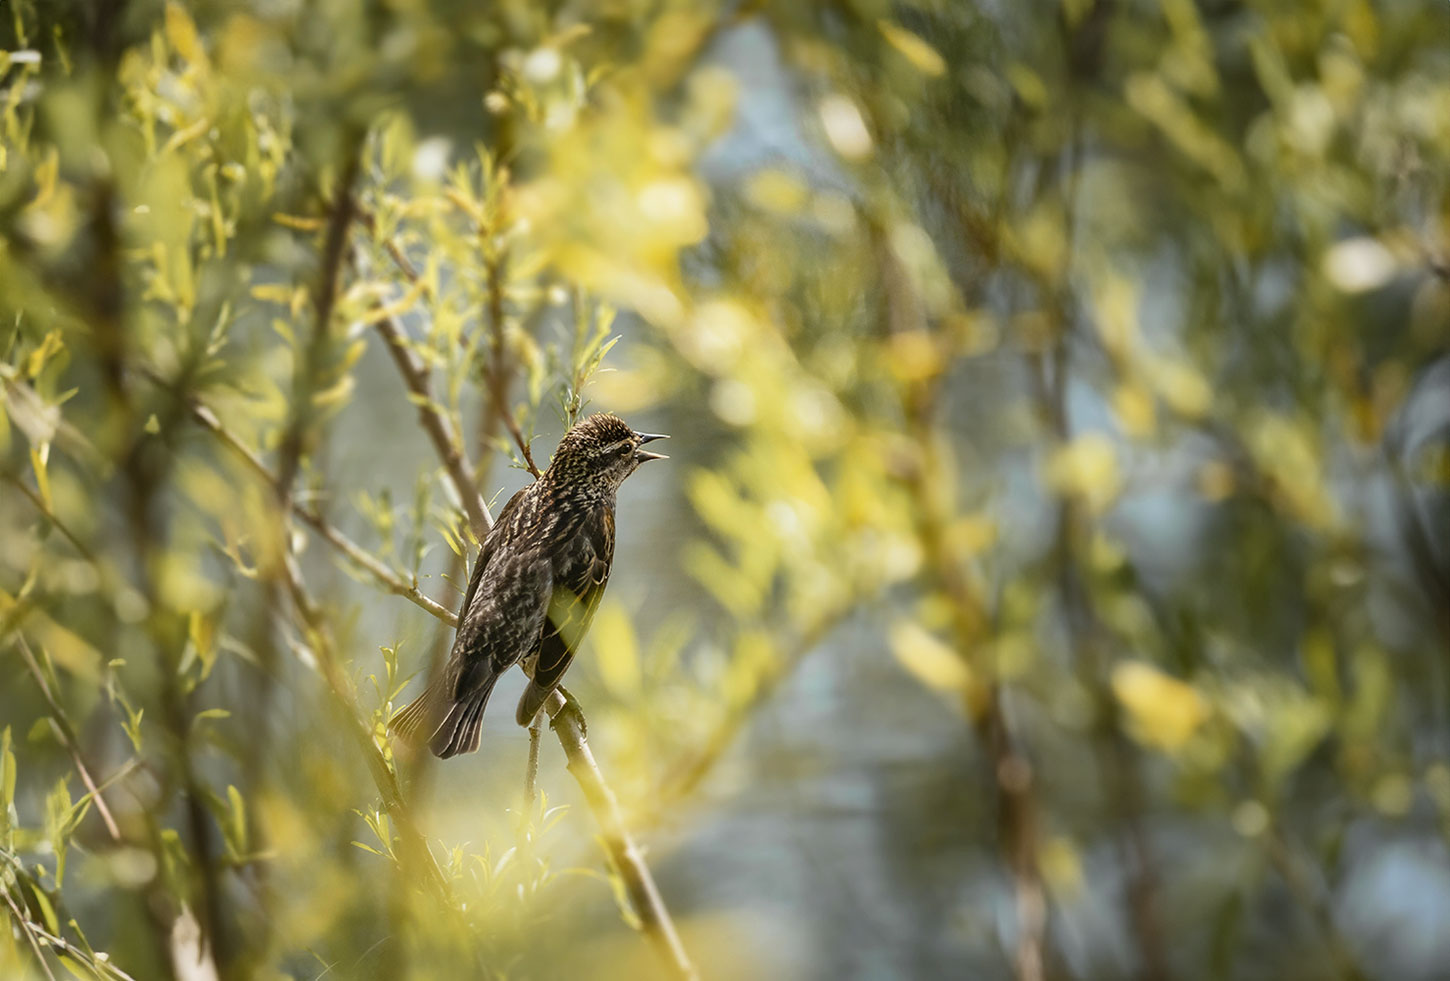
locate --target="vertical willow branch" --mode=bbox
[275,144,362,502]
[482,197,541,479]
[1027,117,1170,980]
[876,220,1047,981]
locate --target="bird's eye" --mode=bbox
[620,443,634,457]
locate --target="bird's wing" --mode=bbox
[390,486,533,754]
[458,486,528,625]
[425,546,553,756]
[514,505,614,724]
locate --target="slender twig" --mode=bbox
[2,473,96,562]
[1266,826,1366,981]
[356,202,493,535]
[0,861,140,981]
[525,715,543,809]
[0,883,61,981]
[544,691,697,981]
[481,206,540,478]
[266,151,458,915]
[136,369,458,627]
[13,635,122,842]
[275,551,455,907]
[358,204,540,482]
[369,305,493,540]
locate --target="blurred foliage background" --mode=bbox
[1,0,1449,979]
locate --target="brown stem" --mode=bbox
[275,144,362,501]
[359,205,538,486]
[525,715,543,809]
[1266,826,1366,981]
[874,217,1048,981]
[371,307,493,540]
[2,473,97,563]
[544,691,697,981]
[276,552,455,908]
[137,371,459,626]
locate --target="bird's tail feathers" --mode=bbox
[431,676,499,759]
[389,674,500,759]
[388,680,443,747]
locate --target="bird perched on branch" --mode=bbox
[391,413,668,758]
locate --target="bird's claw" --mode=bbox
[549,686,588,739]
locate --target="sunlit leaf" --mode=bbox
[890,621,969,694]
[1111,661,1209,752]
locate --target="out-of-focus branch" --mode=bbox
[874,217,1047,981]
[14,635,122,842]
[1266,826,1367,981]
[544,690,697,981]
[2,473,97,562]
[0,855,142,981]
[1,874,60,981]
[653,613,845,815]
[1022,125,1170,977]
[138,369,458,627]
[1386,436,1450,652]
[276,145,361,501]
[275,550,455,907]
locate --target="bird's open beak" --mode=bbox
[634,432,669,462]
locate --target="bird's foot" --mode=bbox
[549,685,588,739]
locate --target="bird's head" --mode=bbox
[547,413,668,492]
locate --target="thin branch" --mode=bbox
[136,368,458,627]
[484,240,541,478]
[543,691,697,981]
[0,883,60,981]
[276,145,362,501]
[0,862,140,981]
[358,203,540,486]
[2,473,97,563]
[525,715,543,809]
[369,305,494,540]
[13,635,122,842]
[1267,826,1367,981]
[278,547,456,909]
[874,216,1048,981]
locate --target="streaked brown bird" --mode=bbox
[391,413,668,758]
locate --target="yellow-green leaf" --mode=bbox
[1111,661,1208,752]
[591,604,640,697]
[890,621,970,693]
